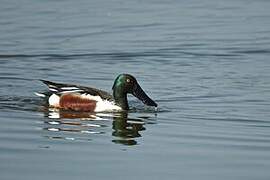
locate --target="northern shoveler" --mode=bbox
[36,74,157,112]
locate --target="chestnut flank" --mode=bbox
[59,94,97,112]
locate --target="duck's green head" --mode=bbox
[112,74,157,110]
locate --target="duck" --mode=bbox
[36,74,157,112]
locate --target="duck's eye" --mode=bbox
[126,78,130,83]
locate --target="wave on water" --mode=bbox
[0,95,42,112]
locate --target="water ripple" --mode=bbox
[41,110,155,146]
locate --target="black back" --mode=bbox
[40,80,113,101]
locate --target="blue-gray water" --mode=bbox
[1,0,270,179]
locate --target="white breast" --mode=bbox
[80,94,122,112]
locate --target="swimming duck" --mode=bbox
[36,74,157,112]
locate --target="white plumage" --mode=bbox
[47,93,121,112]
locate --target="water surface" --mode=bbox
[1,0,270,180]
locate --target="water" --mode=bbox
[1,0,270,179]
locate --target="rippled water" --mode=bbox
[1,0,270,180]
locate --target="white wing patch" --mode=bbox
[60,89,84,94]
[48,86,83,94]
[60,87,79,90]
[49,88,58,92]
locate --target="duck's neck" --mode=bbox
[113,89,129,110]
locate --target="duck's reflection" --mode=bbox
[44,109,148,146]
[112,112,145,146]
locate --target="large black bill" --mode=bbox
[132,84,157,107]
